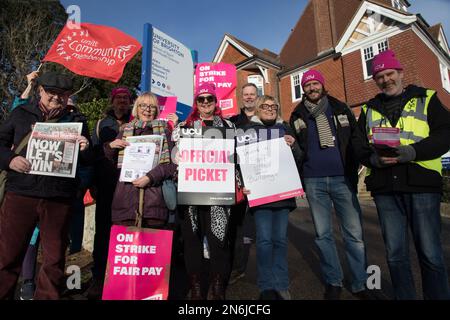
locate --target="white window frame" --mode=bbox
[361,39,389,80]
[247,75,264,96]
[440,63,450,93]
[291,71,306,102]
[391,0,407,12]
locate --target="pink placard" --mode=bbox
[102,225,173,300]
[157,96,177,130]
[195,63,238,117]
[372,127,400,147]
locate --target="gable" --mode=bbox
[213,35,252,63]
[343,12,406,49]
[219,42,250,65]
[336,1,416,54]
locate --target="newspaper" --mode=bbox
[26,122,83,178]
[119,135,164,182]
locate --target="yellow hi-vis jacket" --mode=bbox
[362,89,442,177]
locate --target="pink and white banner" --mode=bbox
[236,136,304,207]
[102,225,173,300]
[195,63,238,117]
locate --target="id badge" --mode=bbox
[372,127,400,147]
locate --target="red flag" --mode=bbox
[43,23,142,82]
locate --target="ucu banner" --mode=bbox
[236,132,258,145]
[180,127,202,138]
[235,127,284,147]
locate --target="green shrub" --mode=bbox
[77,98,110,134]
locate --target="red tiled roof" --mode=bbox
[224,33,280,65]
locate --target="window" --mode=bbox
[291,72,305,102]
[440,63,450,93]
[391,0,407,12]
[247,75,264,96]
[361,40,389,79]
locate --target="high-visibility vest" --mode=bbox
[362,89,442,176]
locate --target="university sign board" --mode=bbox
[140,24,197,121]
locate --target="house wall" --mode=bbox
[279,57,345,121]
[342,29,450,110]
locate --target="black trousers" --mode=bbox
[180,206,230,279]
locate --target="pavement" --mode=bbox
[20,200,450,300]
[225,200,450,300]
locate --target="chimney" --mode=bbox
[313,0,334,55]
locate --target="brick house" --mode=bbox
[213,0,450,120]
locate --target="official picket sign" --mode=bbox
[236,135,304,207]
[195,63,238,117]
[102,225,173,300]
[177,127,235,205]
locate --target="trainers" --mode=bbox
[19,280,35,300]
[324,284,342,300]
[228,270,245,285]
[277,290,291,300]
[259,289,281,300]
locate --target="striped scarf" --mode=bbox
[304,96,335,148]
[117,119,170,168]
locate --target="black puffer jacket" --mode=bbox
[0,103,92,198]
[289,95,371,192]
[357,85,450,194]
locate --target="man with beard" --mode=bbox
[289,70,371,300]
[228,83,258,285]
[358,50,450,300]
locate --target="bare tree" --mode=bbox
[0,0,67,121]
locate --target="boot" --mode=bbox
[187,274,203,300]
[207,274,225,300]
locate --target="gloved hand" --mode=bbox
[395,145,416,163]
[370,153,385,168]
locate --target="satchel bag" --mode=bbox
[162,179,177,211]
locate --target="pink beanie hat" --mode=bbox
[372,50,403,77]
[301,70,325,88]
[111,87,131,102]
[195,82,217,99]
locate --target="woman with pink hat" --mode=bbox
[172,82,236,300]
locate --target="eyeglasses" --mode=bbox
[138,104,158,111]
[196,95,215,104]
[259,104,279,111]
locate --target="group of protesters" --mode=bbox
[0,49,449,301]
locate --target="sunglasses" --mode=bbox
[196,95,215,104]
[260,104,279,111]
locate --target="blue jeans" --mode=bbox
[304,176,367,292]
[254,208,290,292]
[373,193,450,300]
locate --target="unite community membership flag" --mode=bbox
[43,23,142,82]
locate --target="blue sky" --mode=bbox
[60,0,450,63]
